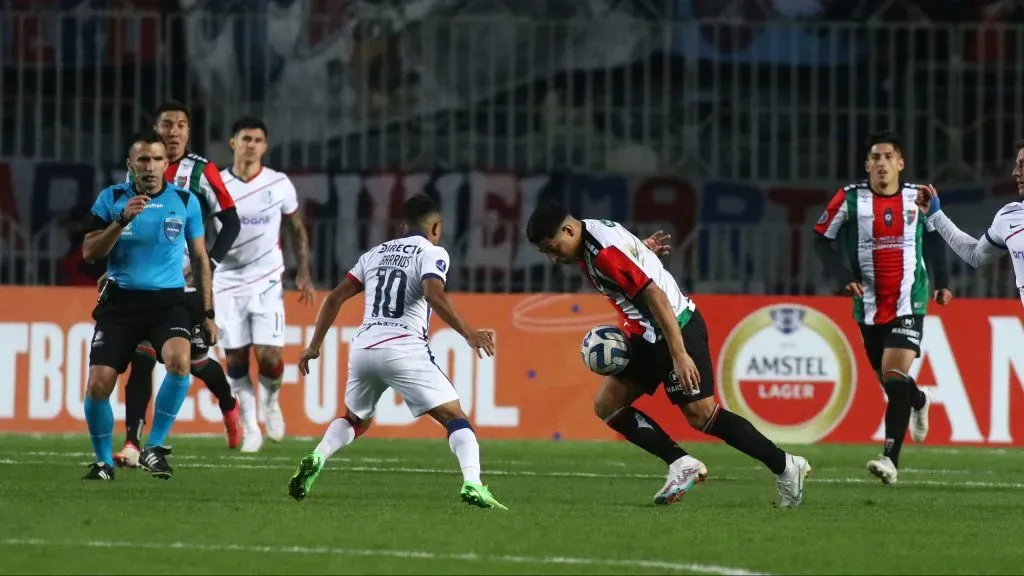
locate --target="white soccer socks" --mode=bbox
[446,421,482,485]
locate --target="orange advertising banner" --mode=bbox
[0,286,1023,447]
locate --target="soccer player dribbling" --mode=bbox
[813,131,952,485]
[526,205,810,507]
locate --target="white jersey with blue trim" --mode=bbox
[345,233,450,350]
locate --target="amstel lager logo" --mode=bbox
[718,304,856,444]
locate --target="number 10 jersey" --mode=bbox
[346,233,451,351]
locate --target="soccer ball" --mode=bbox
[580,325,630,375]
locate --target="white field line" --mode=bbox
[5,452,1013,475]
[0,538,769,576]
[2,456,1023,489]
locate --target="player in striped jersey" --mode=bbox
[914,140,1024,308]
[527,204,811,508]
[114,101,244,467]
[813,131,952,485]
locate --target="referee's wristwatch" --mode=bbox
[204,309,216,320]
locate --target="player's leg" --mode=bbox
[389,349,505,510]
[139,300,194,479]
[868,315,925,485]
[84,316,141,480]
[218,291,262,451]
[289,349,381,501]
[114,343,157,468]
[251,286,287,441]
[674,311,809,506]
[190,338,241,449]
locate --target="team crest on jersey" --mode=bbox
[884,208,894,227]
[163,217,184,241]
[176,175,188,188]
[436,259,447,273]
[904,209,917,225]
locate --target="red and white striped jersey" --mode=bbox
[578,219,695,342]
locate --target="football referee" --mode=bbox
[81,129,217,481]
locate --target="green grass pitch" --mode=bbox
[1,435,1022,574]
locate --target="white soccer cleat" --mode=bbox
[653,455,707,505]
[867,456,898,485]
[240,431,264,453]
[910,387,931,443]
[264,396,285,442]
[776,454,811,508]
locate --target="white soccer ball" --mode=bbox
[580,325,630,375]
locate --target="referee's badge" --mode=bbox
[163,216,184,241]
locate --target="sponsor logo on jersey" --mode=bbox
[436,259,446,273]
[816,210,829,225]
[240,215,272,226]
[884,207,894,227]
[718,304,857,444]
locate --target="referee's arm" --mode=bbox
[184,195,214,313]
[83,188,141,263]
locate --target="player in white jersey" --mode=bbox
[289,194,507,510]
[217,116,315,452]
[526,203,810,508]
[916,140,1024,307]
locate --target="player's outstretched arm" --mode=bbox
[641,283,700,393]
[423,278,495,358]
[299,276,361,375]
[917,185,1003,269]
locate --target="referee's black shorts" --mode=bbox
[90,286,192,373]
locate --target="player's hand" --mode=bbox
[202,318,218,347]
[843,282,864,297]
[466,329,496,358]
[915,184,941,217]
[296,271,316,305]
[121,195,149,222]
[933,288,953,306]
[643,230,672,257]
[299,347,321,375]
[672,353,701,395]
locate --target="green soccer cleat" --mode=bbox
[460,481,508,510]
[288,453,324,501]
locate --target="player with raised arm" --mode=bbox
[812,131,952,485]
[289,194,506,510]
[916,140,1024,307]
[115,101,243,467]
[82,130,216,480]
[217,116,315,453]
[526,205,810,508]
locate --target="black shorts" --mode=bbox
[858,315,923,371]
[134,291,209,363]
[90,287,193,373]
[616,308,715,405]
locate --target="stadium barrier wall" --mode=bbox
[1,286,1023,447]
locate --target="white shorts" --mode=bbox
[215,283,286,350]
[345,347,460,420]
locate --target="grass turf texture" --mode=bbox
[1,435,1022,575]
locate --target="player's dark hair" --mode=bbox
[525,201,569,243]
[231,116,269,139]
[127,129,165,155]
[866,130,903,156]
[403,193,441,228]
[155,100,190,123]
[1015,139,1024,153]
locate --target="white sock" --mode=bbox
[448,428,482,484]
[259,374,282,406]
[315,418,357,461]
[229,375,259,432]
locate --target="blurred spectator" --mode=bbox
[56,205,104,286]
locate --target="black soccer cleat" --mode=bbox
[139,446,174,479]
[82,462,115,481]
